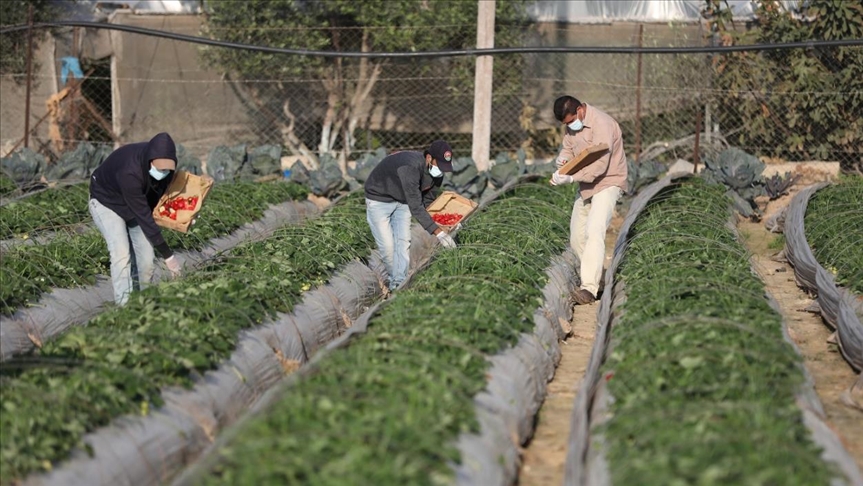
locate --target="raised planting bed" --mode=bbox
[0,183,91,239]
[0,193,380,484]
[180,182,579,485]
[0,181,309,316]
[803,177,863,295]
[564,177,860,485]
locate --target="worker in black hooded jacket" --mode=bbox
[88,132,183,305]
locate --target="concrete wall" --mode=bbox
[109,12,258,160]
[0,36,58,157]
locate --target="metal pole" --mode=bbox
[634,24,643,162]
[23,4,35,149]
[693,106,702,173]
[471,0,495,172]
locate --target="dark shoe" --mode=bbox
[572,288,596,305]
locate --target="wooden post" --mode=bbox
[634,24,643,162]
[23,4,35,149]
[471,0,495,172]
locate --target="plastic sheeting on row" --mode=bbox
[784,183,863,373]
[0,221,93,253]
[0,199,320,362]
[23,224,441,486]
[451,250,580,485]
[563,173,863,486]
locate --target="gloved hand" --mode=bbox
[452,222,463,232]
[555,156,567,169]
[165,255,182,278]
[436,231,457,249]
[551,170,575,186]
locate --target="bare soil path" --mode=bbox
[740,219,863,474]
[518,214,622,486]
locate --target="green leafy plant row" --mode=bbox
[194,182,578,485]
[0,193,372,484]
[0,181,308,315]
[0,183,92,239]
[597,179,834,484]
[0,173,16,197]
[803,176,863,294]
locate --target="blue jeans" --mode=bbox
[365,198,411,290]
[89,198,156,305]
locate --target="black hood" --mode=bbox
[144,132,177,167]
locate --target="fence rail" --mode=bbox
[1,17,860,174]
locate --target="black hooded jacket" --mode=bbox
[364,150,442,234]
[89,133,177,259]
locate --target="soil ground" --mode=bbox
[518,213,622,486]
[518,168,863,484]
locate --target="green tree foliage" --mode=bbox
[0,1,61,77]
[704,0,863,173]
[202,0,529,168]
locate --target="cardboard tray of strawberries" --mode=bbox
[153,170,214,233]
[427,190,478,232]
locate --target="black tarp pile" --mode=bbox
[488,151,527,189]
[44,143,112,181]
[0,143,203,194]
[1,148,47,190]
[206,144,283,183]
[288,153,347,197]
[626,157,666,195]
[347,147,387,185]
[443,156,489,199]
[701,147,768,218]
[176,144,202,175]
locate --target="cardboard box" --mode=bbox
[153,170,214,233]
[427,191,479,232]
[559,143,609,176]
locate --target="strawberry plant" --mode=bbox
[0,173,16,197]
[0,181,308,315]
[0,193,373,483]
[594,179,835,484]
[803,176,863,294]
[193,182,579,485]
[0,183,91,239]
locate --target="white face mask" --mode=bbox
[429,164,443,178]
[149,165,171,181]
[567,118,584,132]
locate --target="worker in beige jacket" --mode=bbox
[549,95,628,305]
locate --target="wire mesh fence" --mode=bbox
[1,16,861,176]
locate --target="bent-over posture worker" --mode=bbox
[364,140,457,291]
[550,95,628,305]
[89,132,183,305]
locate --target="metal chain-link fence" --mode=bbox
[1,17,861,175]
